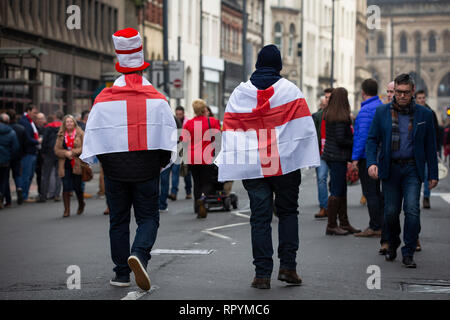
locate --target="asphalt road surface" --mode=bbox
[1,167,449,300]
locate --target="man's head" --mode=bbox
[394,74,415,107]
[25,104,38,119]
[81,110,90,123]
[386,81,395,103]
[55,111,64,121]
[415,90,427,106]
[36,113,46,127]
[175,106,185,121]
[319,96,326,110]
[0,113,10,124]
[323,88,333,108]
[361,78,378,101]
[255,44,282,72]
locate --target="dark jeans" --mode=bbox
[41,155,61,199]
[382,163,421,258]
[105,175,160,277]
[0,166,9,201]
[62,166,82,196]
[4,159,21,204]
[358,159,384,235]
[327,161,347,197]
[243,169,301,278]
[21,154,37,200]
[189,165,216,201]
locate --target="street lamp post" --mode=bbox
[330,0,335,88]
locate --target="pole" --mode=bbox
[177,36,181,106]
[390,16,394,81]
[330,0,335,88]
[163,0,169,98]
[199,0,203,98]
[300,0,304,90]
[261,0,265,45]
[242,0,248,82]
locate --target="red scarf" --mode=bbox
[320,114,326,156]
[25,113,39,141]
[64,129,76,168]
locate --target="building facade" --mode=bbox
[0,0,137,116]
[366,0,450,121]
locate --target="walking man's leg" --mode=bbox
[159,167,170,211]
[314,159,329,218]
[170,164,180,199]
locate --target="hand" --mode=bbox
[38,137,43,144]
[65,150,73,159]
[368,165,378,180]
[429,180,438,190]
[352,160,358,170]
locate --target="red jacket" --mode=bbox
[182,116,221,165]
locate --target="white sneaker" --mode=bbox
[127,255,151,291]
[110,275,131,287]
[159,208,168,213]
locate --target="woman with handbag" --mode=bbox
[54,115,85,218]
[181,99,221,218]
[322,88,361,236]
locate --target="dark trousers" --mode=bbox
[0,166,9,202]
[62,166,82,196]
[243,170,301,278]
[4,159,21,204]
[189,165,216,201]
[41,155,61,199]
[327,161,347,197]
[105,176,160,277]
[358,159,385,237]
[382,163,421,258]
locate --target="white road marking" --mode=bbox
[201,210,251,244]
[151,249,214,255]
[121,285,159,300]
[430,192,450,204]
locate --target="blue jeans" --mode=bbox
[20,154,37,200]
[243,170,301,278]
[327,161,347,197]
[315,159,329,209]
[382,163,421,258]
[105,176,160,277]
[170,164,180,195]
[184,170,192,195]
[422,166,430,198]
[159,166,171,210]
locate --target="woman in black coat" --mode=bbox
[322,88,361,236]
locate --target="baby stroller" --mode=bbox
[203,166,238,212]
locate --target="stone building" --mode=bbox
[366,0,450,121]
[0,0,138,116]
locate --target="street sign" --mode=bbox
[148,61,185,99]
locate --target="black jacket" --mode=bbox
[322,120,353,162]
[9,123,26,160]
[98,150,172,182]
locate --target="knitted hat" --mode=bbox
[112,28,150,73]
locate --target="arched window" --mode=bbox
[444,30,450,52]
[429,32,437,53]
[288,24,295,57]
[400,32,407,54]
[409,71,428,95]
[377,33,385,54]
[414,32,421,54]
[274,22,283,55]
[438,72,450,97]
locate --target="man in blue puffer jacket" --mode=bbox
[0,113,19,209]
[351,79,386,247]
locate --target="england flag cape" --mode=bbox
[80,73,177,167]
[215,78,320,181]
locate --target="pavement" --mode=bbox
[0,166,449,300]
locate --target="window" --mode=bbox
[377,33,385,54]
[400,32,407,54]
[444,30,450,52]
[429,32,437,53]
[274,22,283,55]
[288,24,295,57]
[415,32,421,54]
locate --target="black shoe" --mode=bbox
[37,196,46,203]
[127,255,151,291]
[402,256,417,268]
[17,189,23,205]
[110,274,131,287]
[385,247,397,261]
[251,277,271,289]
[423,197,430,209]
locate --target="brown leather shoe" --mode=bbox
[186,194,192,200]
[278,269,302,285]
[354,228,382,237]
[63,192,71,218]
[168,194,177,201]
[416,239,422,252]
[423,197,430,209]
[251,277,271,289]
[104,207,110,215]
[379,242,389,255]
[360,195,367,205]
[314,207,327,219]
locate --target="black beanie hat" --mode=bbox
[255,45,283,72]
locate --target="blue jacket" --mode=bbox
[0,123,19,165]
[18,115,39,155]
[366,102,438,182]
[352,96,382,161]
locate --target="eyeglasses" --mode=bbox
[395,90,412,96]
